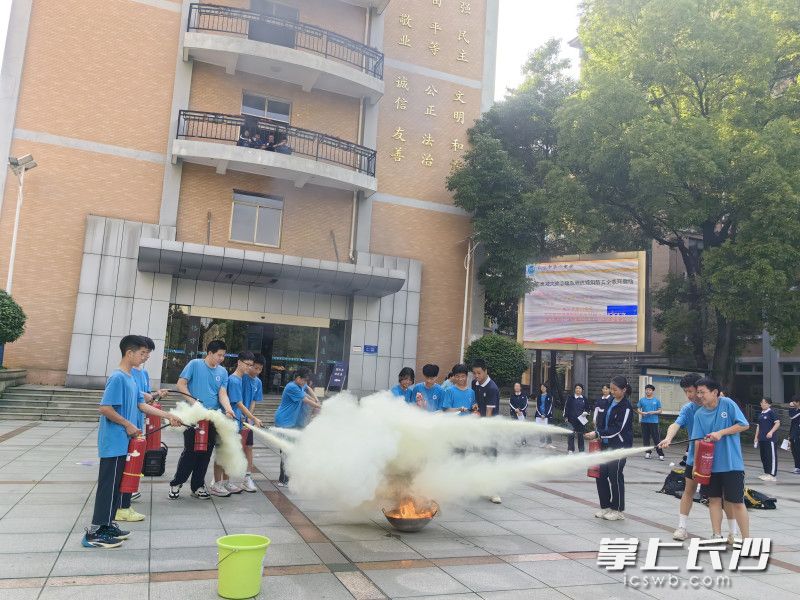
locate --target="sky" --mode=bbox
[494,0,582,99]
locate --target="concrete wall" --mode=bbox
[66,215,176,389]
[347,252,422,395]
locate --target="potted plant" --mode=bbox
[0,291,26,367]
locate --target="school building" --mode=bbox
[1,0,499,394]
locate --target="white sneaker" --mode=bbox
[603,510,625,521]
[658,456,664,461]
[209,482,231,497]
[758,474,769,480]
[673,527,689,541]
[547,444,556,449]
[645,452,652,459]
[727,533,743,546]
[568,450,574,455]
[490,495,502,504]
[242,474,258,493]
[793,468,800,474]
[191,486,210,500]
[762,474,777,482]
[223,481,243,494]
[595,508,611,518]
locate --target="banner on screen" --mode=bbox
[518,252,646,352]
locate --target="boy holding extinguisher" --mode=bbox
[689,377,750,540]
[82,336,180,549]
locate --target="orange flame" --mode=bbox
[386,497,435,519]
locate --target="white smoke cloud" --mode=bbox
[249,392,644,510]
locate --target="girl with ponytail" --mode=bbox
[585,375,633,521]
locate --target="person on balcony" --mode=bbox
[261,132,276,151]
[238,128,253,147]
[274,135,292,154]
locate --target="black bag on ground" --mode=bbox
[142,442,168,477]
[658,468,686,498]
[744,488,777,510]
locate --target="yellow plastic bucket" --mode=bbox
[216,534,271,599]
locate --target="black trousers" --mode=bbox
[792,434,800,469]
[170,422,217,491]
[759,439,777,476]
[91,455,126,527]
[641,423,664,456]
[596,457,627,511]
[567,424,585,452]
[278,449,289,485]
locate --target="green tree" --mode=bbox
[464,334,528,388]
[0,291,27,346]
[552,0,800,387]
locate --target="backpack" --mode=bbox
[658,468,686,498]
[744,488,777,510]
[142,442,168,477]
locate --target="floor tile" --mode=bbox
[365,567,471,598]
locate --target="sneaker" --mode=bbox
[793,468,800,474]
[81,527,123,549]
[758,474,769,480]
[242,474,258,493]
[115,507,145,522]
[673,527,689,541]
[168,484,181,500]
[595,508,611,519]
[547,444,556,449]
[603,510,625,521]
[726,533,743,546]
[645,452,652,459]
[106,523,131,540]
[490,495,502,504]
[192,486,212,499]
[762,474,777,482]
[223,481,243,494]
[658,456,665,461]
[275,481,288,488]
[131,491,141,502]
[208,482,231,497]
[568,450,574,455]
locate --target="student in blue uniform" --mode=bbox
[413,364,444,411]
[689,377,750,540]
[585,375,633,521]
[637,384,664,460]
[754,397,780,482]
[536,383,553,447]
[82,336,181,548]
[659,373,740,543]
[168,340,236,501]
[116,336,169,522]
[442,363,474,414]
[240,354,266,491]
[213,351,263,495]
[790,394,800,474]
[565,384,588,453]
[274,368,321,486]
[391,367,415,404]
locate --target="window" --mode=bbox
[249,1,299,47]
[251,0,299,21]
[230,191,283,247]
[241,93,291,123]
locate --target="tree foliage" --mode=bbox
[448,1,800,388]
[464,334,528,388]
[0,291,26,345]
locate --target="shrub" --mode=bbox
[464,334,528,388]
[0,291,26,345]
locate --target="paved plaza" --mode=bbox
[0,420,798,600]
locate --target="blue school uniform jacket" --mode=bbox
[597,397,633,449]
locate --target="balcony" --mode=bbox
[173,110,378,195]
[185,3,384,103]
[341,0,391,12]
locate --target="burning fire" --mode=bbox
[385,497,436,519]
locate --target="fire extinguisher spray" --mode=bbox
[693,437,715,485]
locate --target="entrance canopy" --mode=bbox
[137,238,406,297]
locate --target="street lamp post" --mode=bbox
[460,238,481,363]
[6,154,37,294]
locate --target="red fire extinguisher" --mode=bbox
[194,420,210,452]
[693,437,715,485]
[119,436,147,493]
[240,422,250,448]
[587,437,602,478]
[145,402,162,453]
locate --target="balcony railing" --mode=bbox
[177,110,377,177]
[187,3,384,80]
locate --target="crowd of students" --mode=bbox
[85,338,800,550]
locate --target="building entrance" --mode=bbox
[162,304,347,394]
